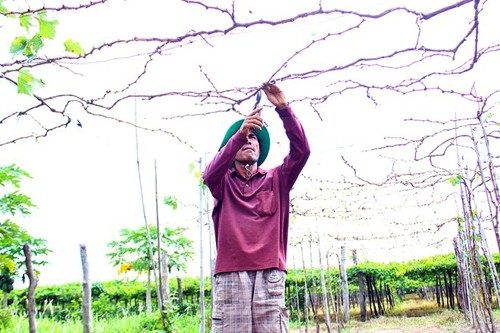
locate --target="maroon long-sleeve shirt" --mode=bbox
[203,105,310,275]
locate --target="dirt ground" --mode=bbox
[298,313,484,333]
[340,321,473,333]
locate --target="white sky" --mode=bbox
[2,0,500,286]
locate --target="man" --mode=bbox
[203,82,310,332]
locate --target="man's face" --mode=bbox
[235,132,260,164]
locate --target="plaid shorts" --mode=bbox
[211,269,289,333]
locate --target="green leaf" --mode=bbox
[17,70,33,95]
[19,14,32,32]
[64,39,85,56]
[199,178,206,190]
[28,33,44,54]
[163,195,178,210]
[0,164,32,188]
[449,174,463,186]
[17,69,44,95]
[20,34,45,61]
[4,258,16,273]
[0,191,35,215]
[0,220,20,242]
[188,163,195,174]
[9,36,27,56]
[0,1,8,14]
[37,11,58,39]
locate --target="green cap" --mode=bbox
[218,119,270,166]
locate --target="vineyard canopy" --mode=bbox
[1,0,499,284]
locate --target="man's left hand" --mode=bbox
[240,108,264,137]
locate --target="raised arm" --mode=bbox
[277,106,310,190]
[262,83,310,190]
[203,132,246,200]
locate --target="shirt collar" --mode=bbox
[230,166,267,178]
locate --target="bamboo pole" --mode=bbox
[134,100,163,322]
[154,160,167,325]
[291,252,302,332]
[198,157,206,333]
[316,231,331,333]
[470,127,500,307]
[146,270,152,313]
[203,154,216,323]
[326,251,342,333]
[476,113,500,250]
[453,126,494,332]
[300,243,310,333]
[308,234,320,333]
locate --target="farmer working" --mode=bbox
[203,82,310,332]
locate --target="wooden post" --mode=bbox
[80,244,93,333]
[353,250,366,321]
[177,277,183,304]
[374,280,384,315]
[23,243,37,333]
[366,276,376,317]
[340,246,349,322]
[161,252,171,308]
[2,291,7,309]
[448,270,455,309]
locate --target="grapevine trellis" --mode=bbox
[2,0,500,331]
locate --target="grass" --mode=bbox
[3,295,500,333]
[3,313,201,333]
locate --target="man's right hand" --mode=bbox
[240,108,264,137]
[262,83,288,110]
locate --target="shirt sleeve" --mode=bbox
[276,105,311,191]
[203,131,247,200]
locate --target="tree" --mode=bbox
[106,225,194,308]
[0,164,50,308]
